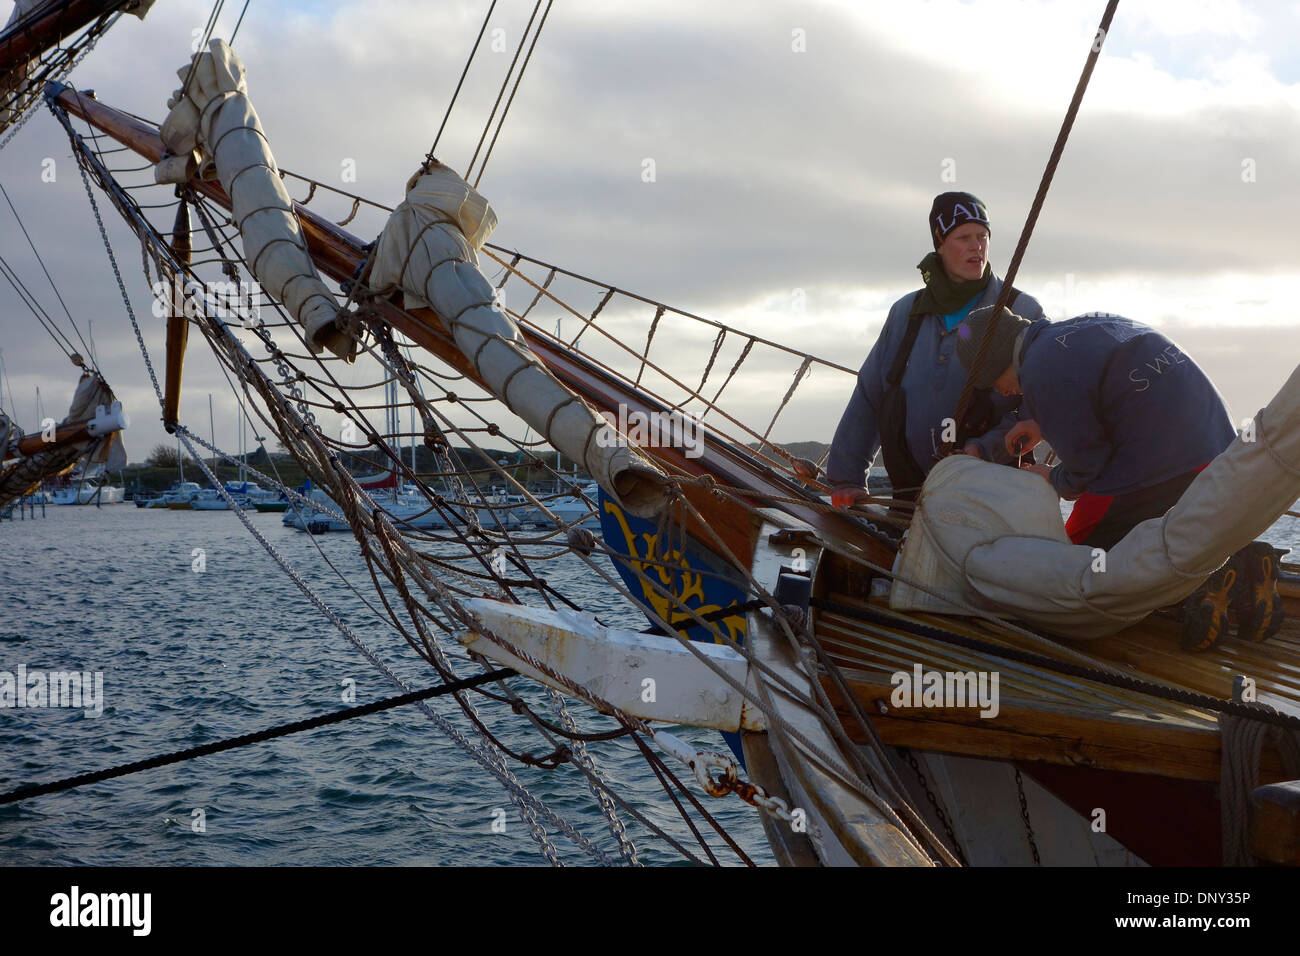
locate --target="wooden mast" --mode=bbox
[161,199,191,431]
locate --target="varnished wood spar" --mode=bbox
[821,671,1292,784]
[52,87,900,574]
[162,201,191,430]
[11,420,94,456]
[0,0,124,75]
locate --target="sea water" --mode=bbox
[0,505,772,866]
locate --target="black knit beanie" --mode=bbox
[930,192,990,250]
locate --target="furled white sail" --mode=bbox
[0,371,125,507]
[154,39,352,359]
[891,362,1300,638]
[369,163,668,518]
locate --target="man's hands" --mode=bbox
[791,457,820,481]
[831,485,872,508]
[1024,462,1053,483]
[1005,419,1043,459]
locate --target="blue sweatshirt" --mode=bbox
[826,276,1045,487]
[1018,313,1236,500]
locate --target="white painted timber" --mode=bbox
[458,598,765,732]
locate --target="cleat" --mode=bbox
[1232,542,1286,644]
[1181,560,1238,653]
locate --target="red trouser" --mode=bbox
[1065,464,1209,550]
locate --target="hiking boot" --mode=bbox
[1181,558,1239,653]
[1231,541,1287,644]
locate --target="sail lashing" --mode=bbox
[155,39,669,519]
[154,39,355,360]
[368,162,670,518]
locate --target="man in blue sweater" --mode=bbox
[825,192,1045,505]
[955,307,1284,650]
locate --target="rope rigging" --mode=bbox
[39,0,1287,870]
[48,94,1155,867]
[0,668,517,806]
[52,97,773,866]
[947,0,1121,447]
[426,0,498,164]
[0,180,98,367]
[472,0,554,188]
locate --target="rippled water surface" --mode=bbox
[0,504,773,866]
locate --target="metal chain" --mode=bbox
[1014,768,1041,865]
[543,688,640,865]
[898,747,967,866]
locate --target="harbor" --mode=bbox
[1,0,1300,912]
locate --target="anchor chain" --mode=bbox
[1014,768,1041,865]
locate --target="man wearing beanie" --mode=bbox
[955,307,1284,651]
[826,191,1045,504]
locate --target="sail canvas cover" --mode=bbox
[154,39,352,359]
[66,372,127,470]
[0,372,124,507]
[891,363,1300,639]
[369,163,668,517]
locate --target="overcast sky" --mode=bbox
[1,0,1298,467]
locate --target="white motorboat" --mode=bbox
[190,488,252,511]
[289,488,457,533]
[526,481,600,528]
[50,473,125,504]
[153,481,202,509]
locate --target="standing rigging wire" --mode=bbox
[0,349,19,416]
[426,0,499,164]
[464,0,542,180]
[0,181,97,365]
[946,0,1120,447]
[178,0,227,101]
[61,122,617,869]
[472,0,552,188]
[49,106,696,868]
[165,196,748,865]
[228,0,253,46]
[0,252,84,363]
